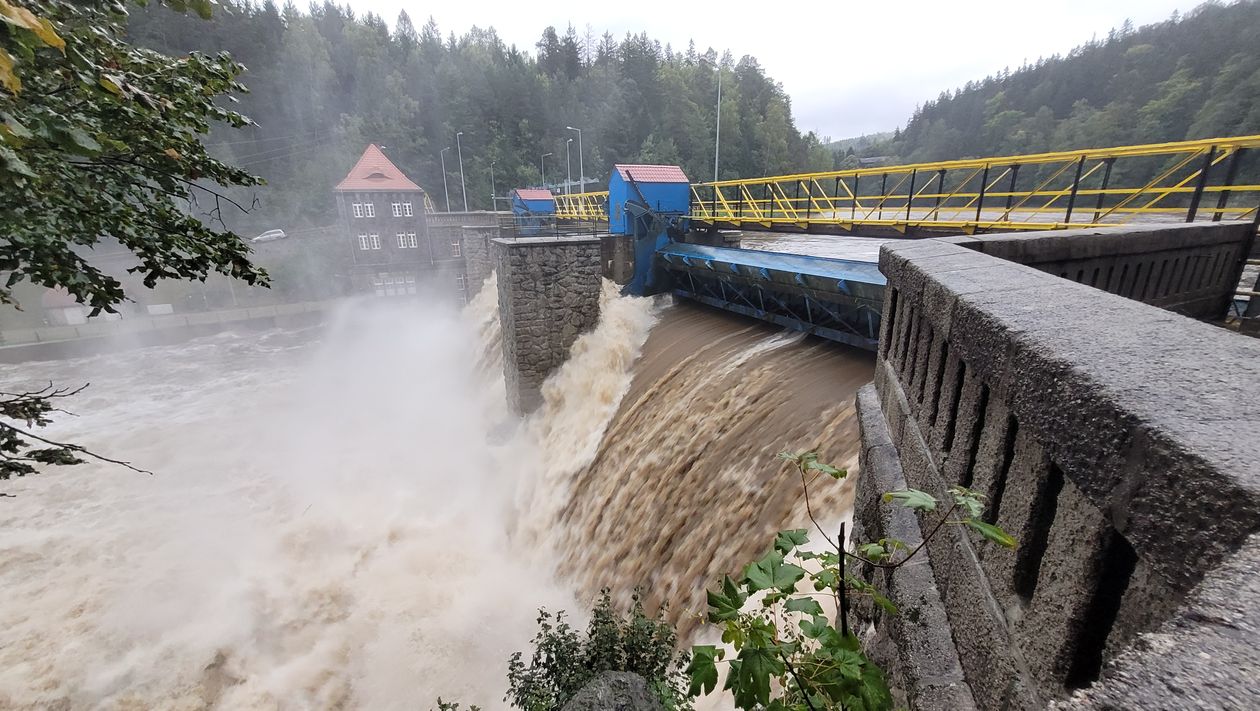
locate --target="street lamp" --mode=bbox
[439,147,451,212]
[489,160,497,211]
[565,138,573,196]
[456,131,468,212]
[565,126,584,191]
[540,152,552,187]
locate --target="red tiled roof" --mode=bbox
[335,144,423,192]
[512,188,555,201]
[614,164,689,183]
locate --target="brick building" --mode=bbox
[334,144,466,298]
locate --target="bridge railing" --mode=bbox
[691,135,1260,234]
[554,190,609,221]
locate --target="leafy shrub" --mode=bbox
[506,590,692,710]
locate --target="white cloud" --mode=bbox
[344,0,1201,139]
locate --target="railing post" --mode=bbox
[878,173,887,220]
[1213,148,1246,222]
[804,180,813,220]
[766,183,773,219]
[905,169,918,222]
[975,164,990,223]
[932,169,947,221]
[1186,146,1217,223]
[736,186,744,221]
[1064,156,1086,224]
[1004,165,1021,221]
[1093,158,1115,223]
[850,175,858,221]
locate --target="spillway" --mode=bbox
[0,282,873,709]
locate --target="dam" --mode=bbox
[3,136,1259,711]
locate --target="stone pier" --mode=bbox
[493,236,603,414]
[461,225,496,293]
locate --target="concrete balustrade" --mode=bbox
[852,225,1260,710]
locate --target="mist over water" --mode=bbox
[0,276,872,709]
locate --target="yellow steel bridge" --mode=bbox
[553,134,1260,235]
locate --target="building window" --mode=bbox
[407,232,418,248]
[352,203,364,219]
[403,201,414,217]
[396,233,408,248]
[364,202,375,218]
[358,234,370,250]
[450,240,462,258]
[456,274,467,292]
[392,202,402,217]
[405,274,417,294]
[369,233,381,249]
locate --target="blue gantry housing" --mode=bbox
[607,164,690,235]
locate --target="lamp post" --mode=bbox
[489,160,497,211]
[456,131,468,212]
[566,126,583,191]
[540,152,552,188]
[439,147,451,212]
[565,138,573,196]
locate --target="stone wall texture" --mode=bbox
[461,225,496,293]
[852,228,1260,710]
[493,236,602,414]
[942,221,1254,319]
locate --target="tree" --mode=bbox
[0,0,266,485]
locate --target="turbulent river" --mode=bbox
[0,273,873,709]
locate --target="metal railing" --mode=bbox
[689,135,1260,234]
[554,191,609,221]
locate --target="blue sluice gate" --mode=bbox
[654,241,886,351]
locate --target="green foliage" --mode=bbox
[121,2,831,231]
[0,0,264,489]
[505,590,692,711]
[863,2,1260,163]
[687,452,1017,710]
[1,0,267,314]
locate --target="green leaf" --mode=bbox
[744,550,806,593]
[687,645,721,697]
[858,542,887,560]
[784,597,824,617]
[707,575,747,622]
[799,614,830,639]
[806,458,846,479]
[883,488,938,512]
[727,646,784,708]
[950,486,985,518]
[966,519,1017,548]
[773,528,809,554]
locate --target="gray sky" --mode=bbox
[346,0,1202,139]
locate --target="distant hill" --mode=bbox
[863,1,1260,163]
[827,132,894,154]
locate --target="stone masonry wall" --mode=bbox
[943,221,1254,320]
[461,225,496,294]
[493,236,602,414]
[852,235,1260,710]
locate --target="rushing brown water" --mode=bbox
[548,300,875,637]
[0,272,873,708]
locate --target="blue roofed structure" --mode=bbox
[608,164,689,235]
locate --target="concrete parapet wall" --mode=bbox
[853,234,1260,709]
[943,221,1254,319]
[493,236,603,414]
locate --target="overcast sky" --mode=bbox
[345,0,1203,139]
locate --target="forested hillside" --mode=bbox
[868,1,1260,164]
[127,2,831,233]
